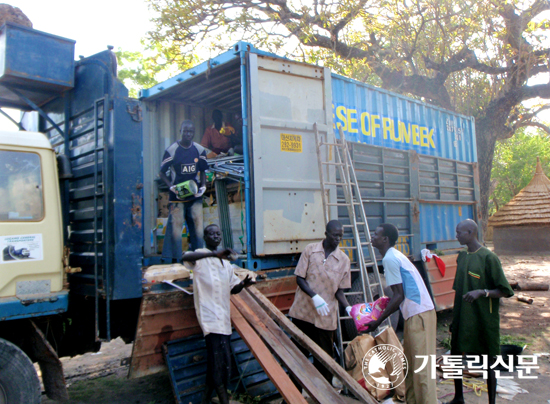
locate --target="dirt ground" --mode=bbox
[434,250,550,404]
[42,251,550,404]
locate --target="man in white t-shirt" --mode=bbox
[182,224,254,404]
[364,223,437,404]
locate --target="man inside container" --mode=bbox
[288,219,352,386]
[444,219,514,404]
[364,223,437,404]
[201,109,235,156]
[159,119,207,261]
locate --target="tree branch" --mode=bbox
[424,47,510,76]
[521,82,550,101]
[519,0,550,31]
[332,0,369,35]
[514,104,550,125]
[515,121,550,135]
[528,64,550,77]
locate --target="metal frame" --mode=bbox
[5,87,66,137]
[0,107,25,130]
[241,49,253,266]
[92,96,111,341]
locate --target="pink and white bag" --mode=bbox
[350,296,391,332]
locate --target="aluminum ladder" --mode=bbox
[314,124,390,366]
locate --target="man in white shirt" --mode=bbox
[364,223,437,404]
[182,224,253,404]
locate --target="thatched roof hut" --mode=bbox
[489,158,550,255]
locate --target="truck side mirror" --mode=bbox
[57,154,73,179]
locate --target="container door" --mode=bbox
[247,53,334,256]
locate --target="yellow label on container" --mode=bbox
[395,236,410,256]
[280,133,302,153]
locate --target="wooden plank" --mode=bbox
[246,287,378,404]
[232,293,348,404]
[230,301,307,404]
[129,291,202,379]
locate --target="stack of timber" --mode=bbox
[230,287,378,404]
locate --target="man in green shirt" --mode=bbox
[445,219,514,404]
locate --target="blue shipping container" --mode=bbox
[329,74,481,258]
[331,74,477,163]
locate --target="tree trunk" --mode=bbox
[474,120,499,233]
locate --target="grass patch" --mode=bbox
[231,392,262,404]
[500,334,530,347]
[65,375,135,402]
[440,336,452,351]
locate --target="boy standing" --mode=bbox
[182,224,253,404]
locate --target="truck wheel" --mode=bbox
[0,338,41,404]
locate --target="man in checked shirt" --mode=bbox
[288,220,353,387]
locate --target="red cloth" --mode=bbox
[201,124,232,154]
[422,248,446,277]
[433,255,446,277]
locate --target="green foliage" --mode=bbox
[115,42,200,97]
[489,129,550,215]
[140,0,548,109]
[115,49,159,98]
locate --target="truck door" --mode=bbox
[0,141,63,300]
[247,53,334,256]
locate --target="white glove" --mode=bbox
[194,186,206,197]
[312,294,330,316]
[345,306,352,317]
[169,185,177,194]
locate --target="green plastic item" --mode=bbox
[174,180,198,200]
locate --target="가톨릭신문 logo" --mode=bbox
[362,344,408,390]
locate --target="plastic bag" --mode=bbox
[350,296,391,332]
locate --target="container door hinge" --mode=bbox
[126,103,142,122]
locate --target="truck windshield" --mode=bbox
[0,150,44,221]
